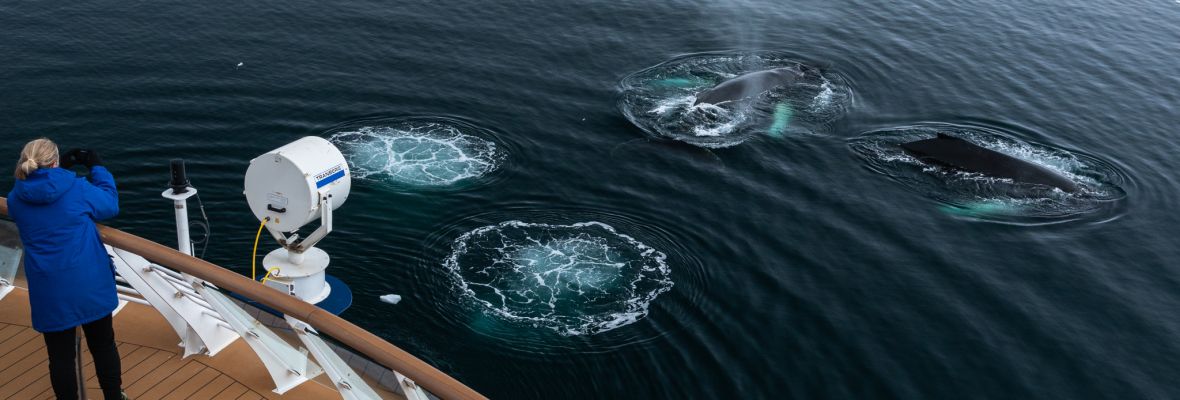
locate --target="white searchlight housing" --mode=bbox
[244,136,350,304]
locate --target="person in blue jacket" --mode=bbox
[7,138,125,400]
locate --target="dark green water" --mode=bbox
[3,0,1180,398]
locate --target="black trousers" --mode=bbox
[42,315,122,400]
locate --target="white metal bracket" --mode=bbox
[395,371,431,400]
[0,244,21,302]
[285,316,381,400]
[0,281,13,302]
[199,286,323,394]
[292,193,333,252]
[109,246,239,357]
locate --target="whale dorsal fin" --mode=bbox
[936,132,954,139]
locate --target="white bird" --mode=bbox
[236,62,244,68]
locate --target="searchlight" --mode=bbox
[244,137,351,306]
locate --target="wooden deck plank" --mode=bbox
[124,353,190,398]
[210,382,250,400]
[163,366,222,400]
[0,330,45,367]
[236,391,265,400]
[0,323,18,335]
[138,361,205,399]
[182,372,236,400]
[0,325,40,357]
[83,344,137,385]
[0,324,23,343]
[109,301,182,352]
[155,363,218,399]
[0,287,34,326]
[0,340,48,387]
[1,359,50,399]
[81,348,98,384]
[0,351,48,391]
[121,350,179,389]
[32,379,55,400]
[12,375,54,400]
[113,344,150,375]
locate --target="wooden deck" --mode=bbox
[0,288,402,399]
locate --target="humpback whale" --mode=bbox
[900,133,1080,193]
[693,67,804,106]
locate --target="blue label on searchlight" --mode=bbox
[316,170,346,188]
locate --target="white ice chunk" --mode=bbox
[379,294,402,305]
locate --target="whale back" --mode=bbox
[693,67,802,106]
[900,133,1080,192]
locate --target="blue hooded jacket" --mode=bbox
[7,166,119,332]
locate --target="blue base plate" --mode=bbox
[228,274,353,316]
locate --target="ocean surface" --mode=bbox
[3,0,1180,398]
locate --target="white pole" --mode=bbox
[174,197,192,256]
[162,188,197,256]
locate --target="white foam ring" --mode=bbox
[445,221,673,336]
[328,123,500,186]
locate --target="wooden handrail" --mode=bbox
[0,197,486,400]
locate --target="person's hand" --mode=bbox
[79,149,103,168]
[61,148,102,169]
[61,148,83,169]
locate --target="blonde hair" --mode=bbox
[14,138,59,180]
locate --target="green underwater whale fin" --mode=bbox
[767,102,793,138]
[653,76,711,89]
[939,200,1019,217]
